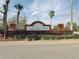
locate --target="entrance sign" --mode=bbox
[26,21,51,31]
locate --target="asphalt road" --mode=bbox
[0,41,79,59]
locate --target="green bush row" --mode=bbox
[7,34,79,41]
[42,35,79,40]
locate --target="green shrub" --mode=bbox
[32,34,41,41]
[43,37,50,40]
[27,35,32,41]
[16,34,26,40]
[27,34,41,41]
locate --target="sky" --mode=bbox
[0,0,79,26]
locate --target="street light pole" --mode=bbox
[3,0,10,39]
[70,0,73,31]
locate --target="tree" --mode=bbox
[3,0,10,39]
[14,3,23,31]
[0,17,3,29]
[8,16,27,30]
[65,22,77,31]
[53,25,58,31]
[49,10,55,30]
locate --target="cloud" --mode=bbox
[30,0,70,14]
[0,0,3,5]
[1,0,78,26]
[25,0,79,26]
[31,11,39,16]
[26,0,70,24]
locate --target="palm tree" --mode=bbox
[14,3,23,31]
[49,10,55,30]
[3,0,10,39]
[14,3,23,39]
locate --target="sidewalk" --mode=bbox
[0,39,79,45]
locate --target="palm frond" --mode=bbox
[49,10,55,18]
[14,3,23,10]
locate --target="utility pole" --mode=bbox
[3,0,10,39]
[70,0,73,31]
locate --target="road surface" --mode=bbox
[0,40,79,59]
